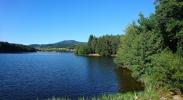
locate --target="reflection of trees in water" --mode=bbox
[115,67,144,92]
[83,57,144,93]
[84,57,118,93]
[85,57,115,84]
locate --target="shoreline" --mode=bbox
[88,54,101,57]
[88,54,117,57]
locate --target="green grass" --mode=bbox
[91,87,159,100]
[89,92,142,100]
[44,86,160,100]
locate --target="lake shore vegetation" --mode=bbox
[75,0,183,99]
[114,0,183,99]
[75,35,120,56]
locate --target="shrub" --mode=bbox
[150,50,183,91]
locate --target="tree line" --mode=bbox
[0,42,36,53]
[75,0,183,93]
[115,0,183,93]
[75,35,120,56]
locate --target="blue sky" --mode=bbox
[0,0,155,45]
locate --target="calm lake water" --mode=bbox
[0,52,143,100]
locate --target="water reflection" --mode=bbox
[115,67,144,92]
[85,56,144,93]
[0,53,144,100]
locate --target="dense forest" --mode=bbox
[0,42,37,53]
[114,0,183,97]
[75,35,120,56]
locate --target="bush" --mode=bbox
[150,50,183,91]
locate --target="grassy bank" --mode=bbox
[45,85,159,100]
[94,86,159,100]
[45,86,182,100]
[45,81,183,100]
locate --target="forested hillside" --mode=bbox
[0,42,37,53]
[115,0,183,98]
[75,35,120,56]
[30,40,85,49]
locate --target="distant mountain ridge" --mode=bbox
[30,40,86,49]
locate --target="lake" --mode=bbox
[0,52,143,100]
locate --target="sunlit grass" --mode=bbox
[45,85,160,100]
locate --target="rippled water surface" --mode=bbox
[0,52,142,100]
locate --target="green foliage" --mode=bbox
[100,35,120,56]
[115,15,163,79]
[75,44,90,55]
[76,35,120,56]
[151,50,183,90]
[114,24,139,67]
[115,0,183,92]
[155,0,183,55]
[88,35,97,53]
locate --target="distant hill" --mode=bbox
[0,42,37,53]
[30,40,86,49]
